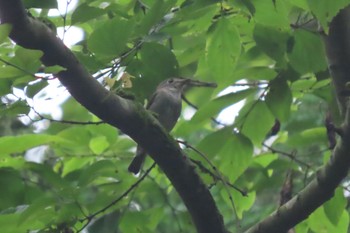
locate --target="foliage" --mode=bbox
[0,0,349,232]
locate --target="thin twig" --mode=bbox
[178,140,243,229]
[181,94,227,126]
[0,57,36,77]
[262,143,311,169]
[77,163,156,232]
[147,175,183,232]
[32,108,104,125]
[190,158,247,196]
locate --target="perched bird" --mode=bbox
[128,77,217,174]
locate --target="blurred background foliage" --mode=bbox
[0,0,349,232]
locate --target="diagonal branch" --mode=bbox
[0,1,226,233]
[245,5,350,233]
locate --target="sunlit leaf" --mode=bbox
[253,0,290,28]
[191,88,257,123]
[324,188,347,225]
[307,0,350,32]
[89,136,110,154]
[0,24,12,44]
[221,190,256,219]
[0,134,59,154]
[206,18,241,84]
[308,206,349,233]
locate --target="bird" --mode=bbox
[128,77,217,174]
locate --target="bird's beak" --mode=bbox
[186,79,217,88]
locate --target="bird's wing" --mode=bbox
[146,91,159,109]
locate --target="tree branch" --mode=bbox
[323,6,350,117]
[0,1,226,232]
[245,6,350,233]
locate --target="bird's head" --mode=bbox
[157,77,217,92]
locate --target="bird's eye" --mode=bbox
[168,79,174,84]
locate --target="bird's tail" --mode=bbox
[128,148,146,174]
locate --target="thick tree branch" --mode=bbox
[0,1,226,232]
[324,7,350,116]
[245,6,350,233]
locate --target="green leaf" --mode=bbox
[234,67,277,81]
[26,162,69,189]
[253,24,290,62]
[139,42,179,79]
[253,0,290,28]
[74,51,104,72]
[130,42,179,100]
[290,75,317,91]
[0,168,25,209]
[196,127,233,158]
[219,133,254,183]
[265,78,292,121]
[14,47,43,73]
[239,101,275,145]
[25,80,48,98]
[61,157,93,177]
[72,3,106,25]
[78,160,116,186]
[236,46,275,69]
[294,220,309,233]
[19,196,57,227]
[0,213,44,233]
[89,136,110,154]
[0,155,25,169]
[88,18,134,57]
[288,30,327,74]
[0,134,59,154]
[118,207,163,232]
[87,211,121,233]
[253,153,278,167]
[0,100,30,117]
[191,88,258,123]
[0,79,11,95]
[307,0,350,32]
[56,126,92,154]
[175,43,206,67]
[232,0,256,15]
[0,24,12,44]
[308,206,349,233]
[0,66,24,79]
[221,190,256,219]
[43,65,66,73]
[288,0,309,10]
[324,188,347,225]
[206,18,241,84]
[135,0,176,36]
[286,127,327,147]
[23,0,58,9]
[86,124,118,145]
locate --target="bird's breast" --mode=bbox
[148,91,182,131]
